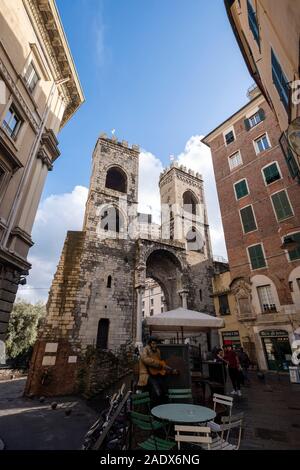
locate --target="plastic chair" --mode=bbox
[175,425,212,450]
[168,388,193,403]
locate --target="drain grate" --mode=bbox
[255,428,288,442]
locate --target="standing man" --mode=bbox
[224,344,242,396]
[137,336,169,407]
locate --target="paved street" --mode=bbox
[0,378,98,450]
[232,372,300,450]
[0,372,299,450]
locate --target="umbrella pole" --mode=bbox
[181,327,184,344]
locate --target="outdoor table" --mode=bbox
[151,403,216,440]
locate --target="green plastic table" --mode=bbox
[151,403,216,424]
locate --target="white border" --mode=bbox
[228,150,243,171]
[239,204,258,234]
[261,161,282,186]
[233,177,249,200]
[253,132,272,155]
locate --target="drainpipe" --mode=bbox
[1,77,70,250]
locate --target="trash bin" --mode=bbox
[289,366,300,383]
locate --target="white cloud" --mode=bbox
[17,186,88,304]
[20,136,227,304]
[176,135,227,260]
[138,150,163,224]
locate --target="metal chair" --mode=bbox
[207,393,233,432]
[175,425,212,451]
[168,388,193,403]
[131,391,151,412]
[209,418,243,450]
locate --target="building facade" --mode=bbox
[142,278,165,317]
[224,0,300,177]
[25,134,216,396]
[203,89,300,371]
[0,0,84,340]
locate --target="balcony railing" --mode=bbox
[261,304,277,314]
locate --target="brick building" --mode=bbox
[25,134,216,396]
[203,87,300,371]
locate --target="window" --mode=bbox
[284,233,300,261]
[219,294,230,315]
[24,62,39,93]
[142,310,145,317]
[107,275,112,288]
[105,167,127,193]
[151,298,154,306]
[271,49,289,113]
[142,301,145,308]
[247,0,260,46]
[150,308,154,316]
[262,163,281,185]
[240,205,257,233]
[161,306,164,313]
[96,319,109,349]
[228,151,242,170]
[279,132,300,180]
[244,108,265,130]
[257,285,277,313]
[225,130,235,145]
[2,105,22,140]
[234,179,248,199]
[254,134,270,153]
[248,244,266,270]
[271,190,293,221]
[288,281,293,292]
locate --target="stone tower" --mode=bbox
[25,135,216,397]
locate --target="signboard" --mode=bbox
[260,330,288,338]
[222,331,241,348]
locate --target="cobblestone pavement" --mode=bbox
[0,378,98,450]
[231,371,300,450]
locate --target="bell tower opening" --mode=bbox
[105,166,127,193]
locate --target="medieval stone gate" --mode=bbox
[25,134,215,396]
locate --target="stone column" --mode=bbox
[135,286,144,350]
[178,289,189,309]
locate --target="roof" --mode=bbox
[27,0,85,128]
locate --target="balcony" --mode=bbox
[261,304,277,314]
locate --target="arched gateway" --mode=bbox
[25,135,215,397]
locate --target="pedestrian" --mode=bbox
[237,347,251,385]
[224,344,242,396]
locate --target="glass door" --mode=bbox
[262,336,292,371]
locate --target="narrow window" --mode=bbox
[240,205,257,233]
[225,130,235,145]
[228,151,242,170]
[247,0,260,47]
[271,190,293,221]
[284,233,300,261]
[248,244,266,270]
[257,285,276,313]
[2,105,22,140]
[219,294,230,315]
[271,48,289,113]
[107,275,112,288]
[24,62,40,93]
[254,134,270,153]
[234,179,248,199]
[150,308,154,316]
[262,163,281,185]
[199,289,202,302]
[96,319,110,349]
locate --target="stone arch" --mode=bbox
[145,248,185,310]
[105,166,127,193]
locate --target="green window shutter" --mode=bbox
[271,191,293,220]
[287,233,300,261]
[244,118,251,131]
[263,163,280,184]
[235,180,248,199]
[258,108,265,121]
[248,244,266,269]
[240,206,257,233]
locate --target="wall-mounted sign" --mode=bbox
[260,330,288,338]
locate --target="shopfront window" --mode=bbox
[260,330,292,371]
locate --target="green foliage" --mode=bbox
[5,301,46,359]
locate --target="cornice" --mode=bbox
[25,0,84,128]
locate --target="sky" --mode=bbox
[18,0,253,303]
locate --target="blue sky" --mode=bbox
[20,0,254,302]
[45,0,252,197]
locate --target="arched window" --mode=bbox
[105,167,127,193]
[96,319,110,349]
[100,206,123,233]
[183,190,198,216]
[107,275,112,288]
